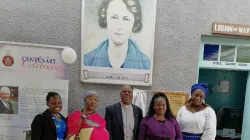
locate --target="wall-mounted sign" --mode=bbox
[212,22,250,37]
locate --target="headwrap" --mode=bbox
[191,83,209,97]
[83,90,98,100]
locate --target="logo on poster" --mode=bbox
[2,55,14,67]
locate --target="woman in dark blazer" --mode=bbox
[31,92,67,140]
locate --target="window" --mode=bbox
[200,36,250,70]
[220,45,235,62]
[203,44,219,61]
[237,46,250,63]
[203,44,239,63]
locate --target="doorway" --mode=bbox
[198,68,247,137]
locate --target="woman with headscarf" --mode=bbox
[66,91,109,140]
[177,83,216,140]
[139,92,183,140]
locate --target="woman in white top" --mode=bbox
[177,83,216,140]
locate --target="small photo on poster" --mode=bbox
[0,86,18,114]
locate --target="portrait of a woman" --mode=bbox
[84,0,150,70]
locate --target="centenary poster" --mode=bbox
[0,41,69,139]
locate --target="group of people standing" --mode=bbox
[31,83,216,140]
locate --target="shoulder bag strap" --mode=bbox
[74,118,83,140]
[65,116,83,140]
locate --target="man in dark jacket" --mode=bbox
[0,87,14,114]
[105,85,143,140]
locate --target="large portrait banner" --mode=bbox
[81,0,157,86]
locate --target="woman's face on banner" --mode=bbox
[106,0,135,45]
